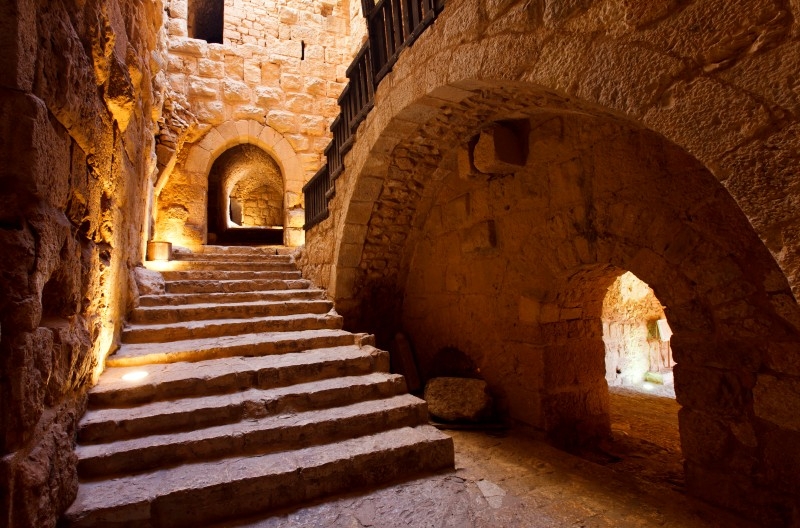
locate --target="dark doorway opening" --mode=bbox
[188,0,224,44]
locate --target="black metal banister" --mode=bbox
[302,166,332,230]
[304,0,446,230]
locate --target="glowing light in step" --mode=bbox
[144,259,181,272]
[122,370,149,382]
[641,381,656,392]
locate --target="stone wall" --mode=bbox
[302,0,800,521]
[232,185,283,227]
[0,0,165,525]
[154,0,364,247]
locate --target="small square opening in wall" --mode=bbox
[188,0,224,44]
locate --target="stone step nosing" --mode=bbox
[121,313,342,344]
[172,253,293,261]
[108,329,358,367]
[76,394,428,478]
[64,426,454,528]
[164,278,311,294]
[138,289,326,307]
[90,345,389,408]
[78,373,408,444]
[174,245,293,256]
[130,299,334,324]
[160,270,301,277]
[152,262,299,271]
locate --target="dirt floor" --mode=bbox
[222,385,758,528]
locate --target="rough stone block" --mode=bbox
[460,220,496,254]
[266,110,296,134]
[224,54,245,80]
[133,267,165,296]
[198,59,224,78]
[243,59,261,83]
[169,38,206,57]
[255,86,283,108]
[188,76,219,98]
[424,377,493,422]
[222,79,251,103]
[753,374,800,431]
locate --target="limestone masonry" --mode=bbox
[2,0,800,526]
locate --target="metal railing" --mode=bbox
[303,0,445,230]
[302,166,333,230]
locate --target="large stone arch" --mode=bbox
[154,119,306,248]
[303,1,800,521]
[325,97,800,522]
[316,0,800,301]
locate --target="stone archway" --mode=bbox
[154,119,306,248]
[206,144,285,245]
[309,92,800,522]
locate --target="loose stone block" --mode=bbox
[424,377,493,422]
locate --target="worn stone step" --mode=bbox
[147,260,297,272]
[77,394,428,478]
[160,269,302,281]
[130,299,333,324]
[165,278,311,294]
[173,245,293,257]
[78,373,408,444]
[138,288,325,307]
[122,312,342,344]
[107,328,360,368]
[172,252,292,263]
[64,425,454,528]
[90,345,389,408]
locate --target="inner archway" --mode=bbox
[207,144,284,245]
[335,92,800,521]
[600,270,682,488]
[603,271,674,395]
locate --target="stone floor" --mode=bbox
[221,386,757,528]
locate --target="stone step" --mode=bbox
[122,313,342,344]
[64,425,453,528]
[78,373,408,444]
[148,260,297,272]
[77,394,427,478]
[165,278,311,294]
[130,299,333,324]
[173,252,292,263]
[173,245,293,257]
[107,328,359,367]
[90,345,390,408]
[138,288,325,307]
[160,269,302,281]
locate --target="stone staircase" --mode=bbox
[63,246,453,527]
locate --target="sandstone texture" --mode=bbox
[152,0,366,248]
[62,246,452,527]
[3,0,800,525]
[302,0,800,522]
[425,377,494,422]
[0,0,164,525]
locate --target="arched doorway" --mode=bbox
[603,271,674,394]
[153,120,306,249]
[601,270,683,487]
[207,144,285,245]
[326,93,800,521]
